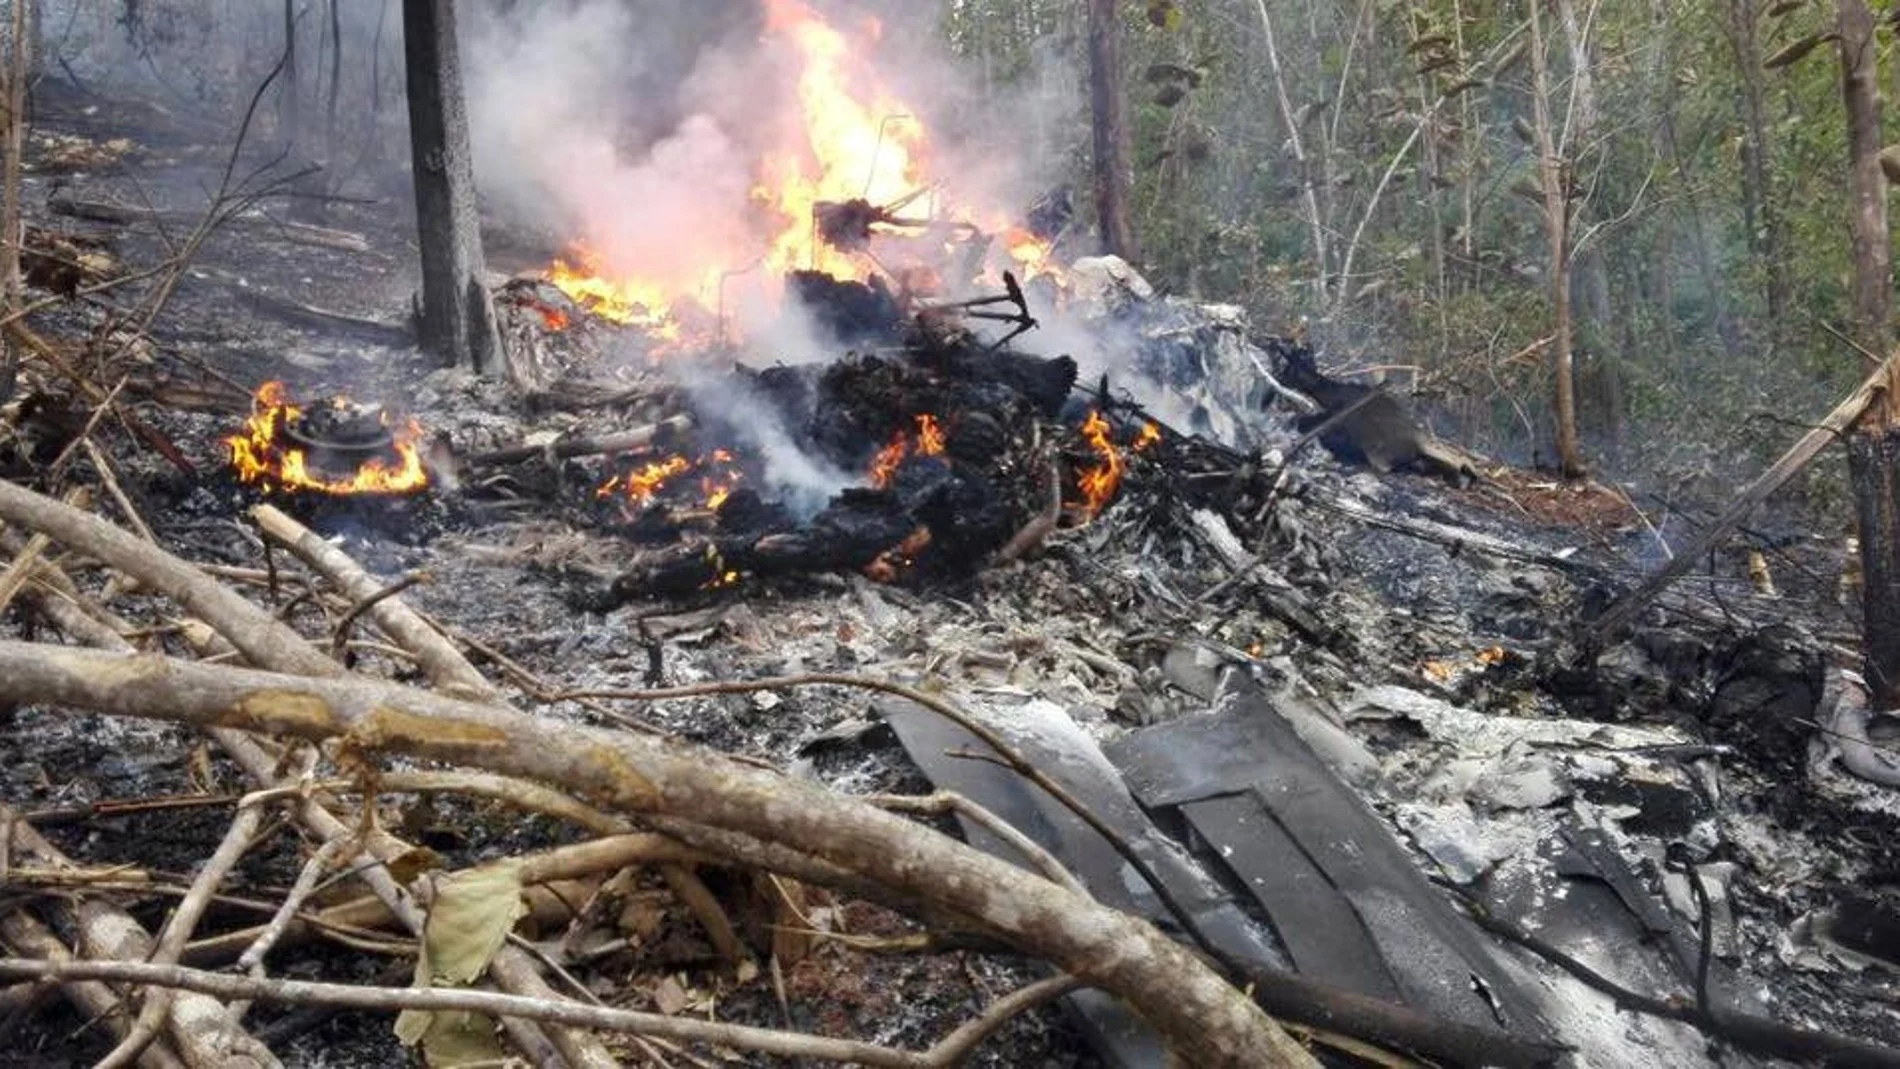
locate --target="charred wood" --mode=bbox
[1269,339,1474,484]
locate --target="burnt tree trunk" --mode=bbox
[402,0,501,375]
[1839,0,1900,707]
[1850,431,1900,705]
[1086,0,1137,262]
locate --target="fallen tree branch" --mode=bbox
[1588,347,1900,643]
[185,265,408,344]
[0,911,190,1069]
[553,673,1225,966]
[866,791,1086,897]
[0,479,336,674]
[0,957,1078,1069]
[48,195,372,252]
[326,570,425,664]
[995,456,1062,563]
[0,491,602,1066]
[252,504,494,697]
[96,781,285,1069]
[0,641,1315,1068]
[1,804,280,1068]
[462,413,696,468]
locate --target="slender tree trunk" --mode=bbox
[1726,0,1789,334]
[278,0,301,159]
[1452,0,1476,282]
[403,0,502,374]
[1253,0,1326,299]
[1086,0,1137,261]
[0,0,30,405]
[1527,0,1584,478]
[1838,0,1889,357]
[1652,0,1736,353]
[1839,0,1900,707]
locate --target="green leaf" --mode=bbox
[1146,0,1182,31]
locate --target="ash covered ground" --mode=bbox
[4,77,1900,1069]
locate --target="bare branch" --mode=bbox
[0,958,1085,1069]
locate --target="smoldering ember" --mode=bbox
[4,3,1900,1069]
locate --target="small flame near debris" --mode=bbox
[225,382,428,496]
[1074,411,1123,519]
[1133,420,1162,452]
[1072,415,1161,521]
[865,525,933,583]
[869,413,948,490]
[1420,645,1510,683]
[597,449,744,511]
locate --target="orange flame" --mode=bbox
[864,525,933,583]
[541,0,1065,338]
[1074,410,1124,519]
[598,449,744,511]
[548,246,698,340]
[868,413,947,489]
[1133,421,1162,452]
[225,382,428,496]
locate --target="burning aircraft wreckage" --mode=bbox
[2,1,1898,1067]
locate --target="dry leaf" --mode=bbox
[1879,146,1900,186]
[654,974,690,1016]
[411,1011,507,1068]
[395,861,527,1052]
[424,861,529,985]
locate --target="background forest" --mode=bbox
[947,0,1877,515]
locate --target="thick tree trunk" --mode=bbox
[1850,430,1900,706]
[1838,0,1900,705]
[1086,0,1137,261]
[1527,0,1584,478]
[403,0,501,374]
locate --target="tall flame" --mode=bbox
[544,0,1040,334]
[756,0,926,280]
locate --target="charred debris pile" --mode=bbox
[421,266,1332,606]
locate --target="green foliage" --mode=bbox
[938,0,1886,488]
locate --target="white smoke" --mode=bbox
[459,0,1077,337]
